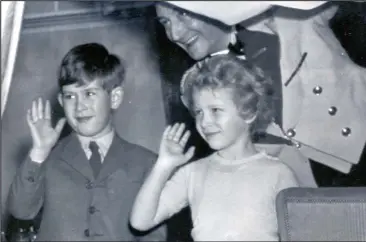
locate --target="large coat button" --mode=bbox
[342,127,351,137]
[313,86,323,95]
[328,106,337,116]
[286,128,296,138]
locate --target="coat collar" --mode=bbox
[60,133,131,181]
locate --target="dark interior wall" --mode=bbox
[1,1,166,228]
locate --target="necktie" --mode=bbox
[89,141,102,178]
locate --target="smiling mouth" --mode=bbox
[185,35,198,46]
[204,131,220,139]
[76,116,93,123]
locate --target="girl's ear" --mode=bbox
[245,114,257,124]
[110,86,124,109]
[180,95,189,108]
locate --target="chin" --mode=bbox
[75,127,103,137]
[206,140,226,151]
[187,46,209,61]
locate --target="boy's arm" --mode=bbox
[8,155,46,220]
[130,123,195,231]
[9,98,65,219]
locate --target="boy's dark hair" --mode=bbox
[58,43,125,91]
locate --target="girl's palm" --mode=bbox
[159,123,195,168]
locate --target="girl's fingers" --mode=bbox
[179,130,191,146]
[173,123,186,142]
[167,123,179,139]
[184,146,195,160]
[162,125,172,139]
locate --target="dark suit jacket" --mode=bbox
[8,133,166,241]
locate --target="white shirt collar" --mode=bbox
[77,129,115,161]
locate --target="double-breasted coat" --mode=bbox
[167,2,366,184]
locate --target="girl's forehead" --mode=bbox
[193,87,235,104]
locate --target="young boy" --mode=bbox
[8,43,166,241]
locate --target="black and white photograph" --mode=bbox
[1,1,366,241]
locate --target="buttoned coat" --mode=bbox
[167,2,366,175]
[8,133,166,241]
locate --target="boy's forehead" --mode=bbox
[61,79,103,92]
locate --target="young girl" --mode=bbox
[130,54,299,241]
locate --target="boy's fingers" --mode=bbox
[55,118,66,134]
[26,109,33,126]
[32,100,38,122]
[179,130,191,146]
[38,97,43,119]
[44,100,51,120]
[173,123,186,141]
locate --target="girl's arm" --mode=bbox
[130,123,195,231]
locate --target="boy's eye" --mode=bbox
[63,94,75,99]
[212,108,221,113]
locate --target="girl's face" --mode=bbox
[192,87,250,152]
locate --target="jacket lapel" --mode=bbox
[97,135,129,181]
[60,133,94,180]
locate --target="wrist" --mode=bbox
[155,157,177,173]
[30,147,51,163]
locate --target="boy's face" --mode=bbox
[192,87,250,151]
[156,4,231,61]
[58,80,123,138]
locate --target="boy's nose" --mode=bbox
[76,99,88,111]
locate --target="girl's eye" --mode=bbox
[193,109,202,117]
[212,108,221,113]
[86,91,96,97]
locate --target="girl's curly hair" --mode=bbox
[180,54,274,136]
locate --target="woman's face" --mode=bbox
[156,3,231,60]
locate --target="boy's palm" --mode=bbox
[27,98,66,151]
[159,123,195,168]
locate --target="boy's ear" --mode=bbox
[110,86,124,109]
[57,93,63,107]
